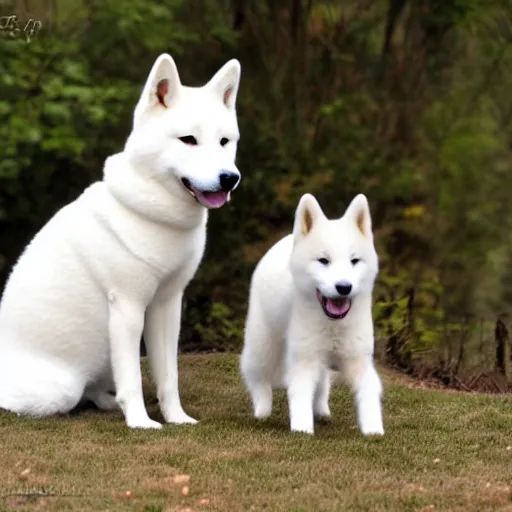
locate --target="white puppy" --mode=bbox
[240,193,384,435]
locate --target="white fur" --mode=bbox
[0,53,242,429]
[240,193,384,436]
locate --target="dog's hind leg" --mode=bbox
[0,352,85,417]
[86,390,117,411]
[240,319,278,420]
[83,372,118,411]
[83,387,117,411]
[313,370,332,419]
[241,362,273,420]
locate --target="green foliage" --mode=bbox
[189,301,244,352]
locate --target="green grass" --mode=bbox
[1,354,512,511]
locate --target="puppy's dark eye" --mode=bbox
[318,258,329,265]
[351,258,360,265]
[179,136,198,146]
[220,137,229,147]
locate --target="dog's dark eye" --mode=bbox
[318,257,329,265]
[179,136,198,146]
[220,137,229,147]
[351,258,360,265]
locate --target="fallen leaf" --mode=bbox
[18,468,31,480]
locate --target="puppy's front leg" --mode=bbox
[108,293,161,429]
[344,356,384,436]
[144,290,197,425]
[287,356,321,435]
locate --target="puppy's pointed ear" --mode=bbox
[133,53,181,128]
[205,59,241,110]
[344,194,373,238]
[293,194,326,240]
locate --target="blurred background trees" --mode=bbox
[2,0,512,388]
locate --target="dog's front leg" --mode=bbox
[108,293,162,429]
[144,291,197,425]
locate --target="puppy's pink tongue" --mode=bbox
[325,298,350,316]
[196,191,228,209]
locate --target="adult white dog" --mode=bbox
[0,53,242,429]
[241,194,384,436]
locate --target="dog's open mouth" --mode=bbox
[316,290,351,320]
[181,178,229,209]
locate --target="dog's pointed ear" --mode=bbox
[205,59,241,110]
[344,194,373,238]
[293,194,326,240]
[133,53,181,128]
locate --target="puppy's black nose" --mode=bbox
[219,171,240,192]
[335,282,352,296]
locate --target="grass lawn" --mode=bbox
[1,354,512,511]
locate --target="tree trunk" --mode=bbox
[382,0,408,59]
[495,316,510,382]
[454,315,470,376]
[232,0,246,31]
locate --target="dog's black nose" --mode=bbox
[219,171,240,192]
[335,282,352,296]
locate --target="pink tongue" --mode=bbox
[325,298,350,316]
[196,190,228,209]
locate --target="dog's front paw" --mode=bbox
[289,400,315,434]
[127,417,163,430]
[357,396,384,436]
[291,423,315,435]
[360,420,384,437]
[361,427,384,436]
[165,409,198,425]
[290,415,315,435]
[254,402,272,419]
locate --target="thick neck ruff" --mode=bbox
[103,152,207,231]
